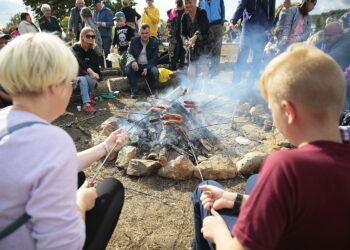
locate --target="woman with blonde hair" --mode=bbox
[73,27,101,114]
[0,32,127,249]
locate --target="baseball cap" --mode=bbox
[113,12,125,20]
[0,31,11,39]
[91,0,101,6]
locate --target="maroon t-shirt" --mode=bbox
[233,141,350,250]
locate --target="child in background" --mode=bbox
[111,12,134,74]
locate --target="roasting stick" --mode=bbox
[90,114,155,184]
[90,142,120,184]
[182,132,204,182]
[144,77,155,98]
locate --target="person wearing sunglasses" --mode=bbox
[72,27,102,114]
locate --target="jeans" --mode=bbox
[100,36,112,68]
[192,174,258,250]
[233,28,267,84]
[125,63,159,94]
[78,75,97,104]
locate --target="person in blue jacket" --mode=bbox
[199,0,225,73]
[92,0,114,68]
[125,24,159,98]
[230,0,275,85]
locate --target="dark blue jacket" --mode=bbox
[127,36,159,69]
[230,0,275,31]
[93,5,114,37]
[199,0,225,25]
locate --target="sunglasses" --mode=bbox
[85,35,96,39]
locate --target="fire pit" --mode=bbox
[115,87,224,177]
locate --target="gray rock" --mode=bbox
[115,146,138,169]
[127,159,161,176]
[158,155,195,180]
[236,152,267,175]
[194,155,237,180]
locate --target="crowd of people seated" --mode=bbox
[1,1,350,249]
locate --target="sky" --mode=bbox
[0,0,349,28]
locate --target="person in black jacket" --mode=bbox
[182,0,209,82]
[121,0,141,32]
[125,23,159,98]
[39,4,62,38]
[167,0,186,71]
[230,0,276,85]
[72,27,101,114]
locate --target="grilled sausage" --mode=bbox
[150,107,161,113]
[163,120,182,125]
[160,114,183,120]
[184,100,195,105]
[184,104,197,108]
[157,105,171,110]
[150,117,160,123]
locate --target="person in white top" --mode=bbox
[0,32,128,250]
[18,12,39,35]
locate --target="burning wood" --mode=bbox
[182,88,189,96]
[175,127,190,139]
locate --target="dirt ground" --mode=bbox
[54,44,280,250]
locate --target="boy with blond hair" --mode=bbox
[192,44,350,250]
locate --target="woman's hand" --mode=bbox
[90,71,100,80]
[77,181,97,212]
[103,128,128,155]
[189,35,197,47]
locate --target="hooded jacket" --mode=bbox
[140,5,160,37]
[230,0,275,31]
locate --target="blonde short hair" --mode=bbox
[0,33,78,95]
[260,44,345,118]
[41,4,51,12]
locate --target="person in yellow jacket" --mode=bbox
[141,0,160,37]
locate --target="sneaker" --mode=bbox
[83,104,96,115]
[89,97,96,105]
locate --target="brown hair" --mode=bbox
[80,7,92,19]
[298,0,317,16]
[20,12,30,21]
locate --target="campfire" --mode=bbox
[97,84,278,181]
[120,87,223,167]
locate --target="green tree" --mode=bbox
[23,0,136,21]
[3,13,21,34]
